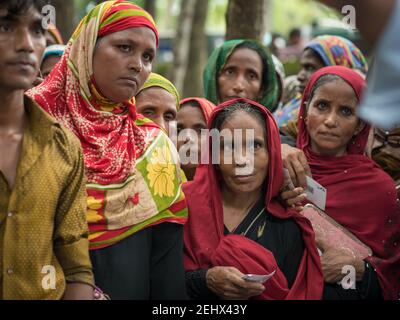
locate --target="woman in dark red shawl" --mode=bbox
[296,66,400,300]
[183,98,323,300]
[177,97,216,181]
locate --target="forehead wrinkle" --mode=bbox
[313,80,358,105]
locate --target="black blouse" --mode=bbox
[185,198,305,300]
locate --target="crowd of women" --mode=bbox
[0,0,399,300]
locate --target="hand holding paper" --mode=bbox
[242,270,276,284]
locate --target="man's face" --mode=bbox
[0,6,46,91]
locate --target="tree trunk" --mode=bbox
[50,0,75,41]
[264,0,272,34]
[144,0,157,20]
[182,0,209,98]
[169,0,196,94]
[225,0,265,42]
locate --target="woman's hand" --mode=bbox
[280,187,307,212]
[316,237,366,284]
[281,144,312,188]
[206,266,265,300]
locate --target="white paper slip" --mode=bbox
[305,176,327,211]
[242,270,276,283]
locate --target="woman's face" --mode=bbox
[297,48,325,94]
[93,27,156,103]
[177,103,208,169]
[305,79,361,157]
[218,47,263,103]
[218,111,269,195]
[136,87,177,133]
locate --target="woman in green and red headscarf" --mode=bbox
[136,72,180,135]
[27,1,188,299]
[203,39,279,113]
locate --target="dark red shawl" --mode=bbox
[297,66,400,300]
[183,98,324,300]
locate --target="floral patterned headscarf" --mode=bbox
[27,1,187,250]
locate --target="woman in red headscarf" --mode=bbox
[27,1,188,299]
[177,98,216,181]
[183,98,323,300]
[295,66,400,300]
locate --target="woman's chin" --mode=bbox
[106,89,137,103]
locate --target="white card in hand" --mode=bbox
[305,176,327,211]
[242,270,276,283]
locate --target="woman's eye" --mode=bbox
[118,45,131,53]
[164,113,176,121]
[224,68,234,76]
[248,141,261,151]
[143,53,153,62]
[248,72,258,80]
[142,110,154,117]
[306,65,315,72]
[317,102,328,110]
[341,107,353,116]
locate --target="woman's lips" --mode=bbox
[233,174,255,183]
[120,77,138,88]
[318,131,340,139]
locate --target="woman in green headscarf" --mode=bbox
[203,39,279,112]
[136,73,180,134]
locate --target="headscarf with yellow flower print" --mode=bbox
[27,1,187,250]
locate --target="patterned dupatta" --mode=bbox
[27,1,187,250]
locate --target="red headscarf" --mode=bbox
[183,98,324,300]
[27,1,159,185]
[180,97,216,123]
[297,66,400,300]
